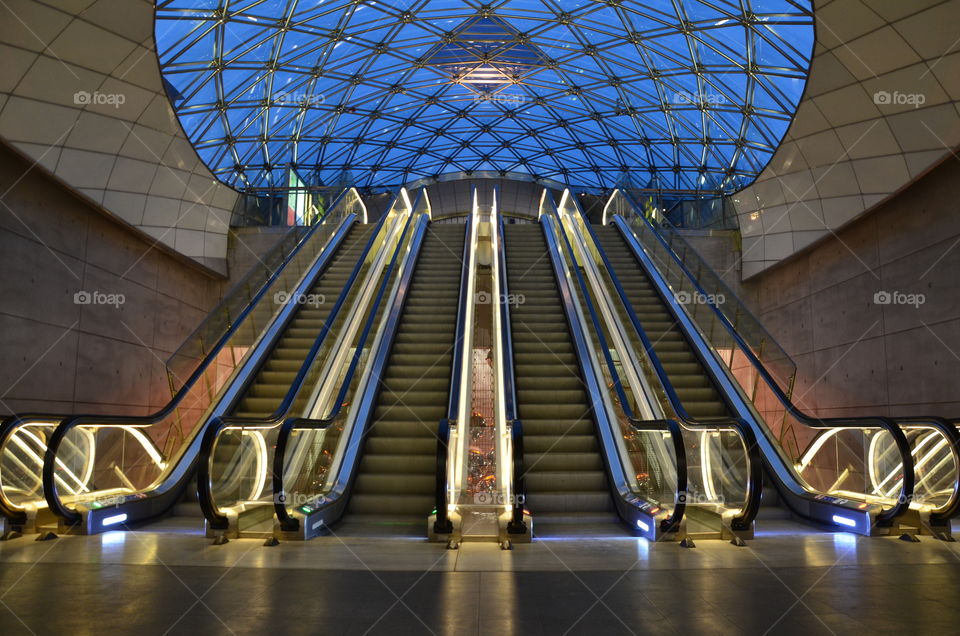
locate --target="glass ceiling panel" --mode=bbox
[155,0,813,195]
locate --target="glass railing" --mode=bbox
[493,196,527,536]
[558,190,761,536]
[271,193,433,535]
[606,189,960,531]
[199,190,418,533]
[434,188,477,534]
[7,189,366,532]
[538,194,684,537]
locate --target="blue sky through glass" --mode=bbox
[155,0,814,194]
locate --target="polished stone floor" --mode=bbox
[1,519,959,635]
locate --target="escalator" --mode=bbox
[2,191,372,535]
[503,223,618,531]
[229,224,375,418]
[592,224,773,530]
[601,189,960,536]
[344,224,467,530]
[594,227,728,420]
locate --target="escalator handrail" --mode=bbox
[614,209,921,523]
[880,416,960,521]
[271,210,431,531]
[197,206,397,529]
[542,208,689,532]
[496,215,526,532]
[435,214,475,533]
[567,202,762,529]
[40,212,360,526]
[0,416,63,523]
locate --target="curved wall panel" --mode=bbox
[732,0,960,278]
[0,0,238,272]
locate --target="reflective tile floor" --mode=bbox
[1,519,959,635]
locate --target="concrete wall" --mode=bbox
[690,158,960,418]
[0,142,224,416]
[226,226,291,285]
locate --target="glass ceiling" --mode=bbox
[155,0,814,195]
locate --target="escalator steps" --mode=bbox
[504,224,616,524]
[347,224,466,520]
[231,223,376,418]
[594,226,731,421]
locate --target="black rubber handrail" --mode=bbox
[541,208,689,533]
[433,211,474,534]
[271,210,431,531]
[614,209,921,524]
[39,206,360,526]
[878,416,960,522]
[568,203,763,530]
[0,416,65,524]
[497,214,527,534]
[197,204,399,529]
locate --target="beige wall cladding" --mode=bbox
[683,158,960,417]
[0,0,238,270]
[744,159,960,418]
[734,0,960,277]
[0,141,224,416]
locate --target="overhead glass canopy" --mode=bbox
[155,0,814,195]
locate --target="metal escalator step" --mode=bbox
[383,368,449,382]
[352,468,437,494]
[516,389,585,404]
[684,402,729,418]
[258,371,297,385]
[235,397,281,415]
[376,376,450,395]
[374,405,446,421]
[347,494,433,515]
[366,420,436,437]
[521,419,594,436]
[674,387,723,402]
[386,354,453,366]
[523,452,604,472]
[525,471,608,492]
[247,384,288,399]
[364,437,436,455]
[513,404,589,420]
[359,454,435,475]
[525,492,614,513]
[376,390,449,407]
[511,374,581,390]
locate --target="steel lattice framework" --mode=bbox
[155,0,814,194]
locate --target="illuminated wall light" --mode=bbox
[831,514,856,528]
[102,514,128,527]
